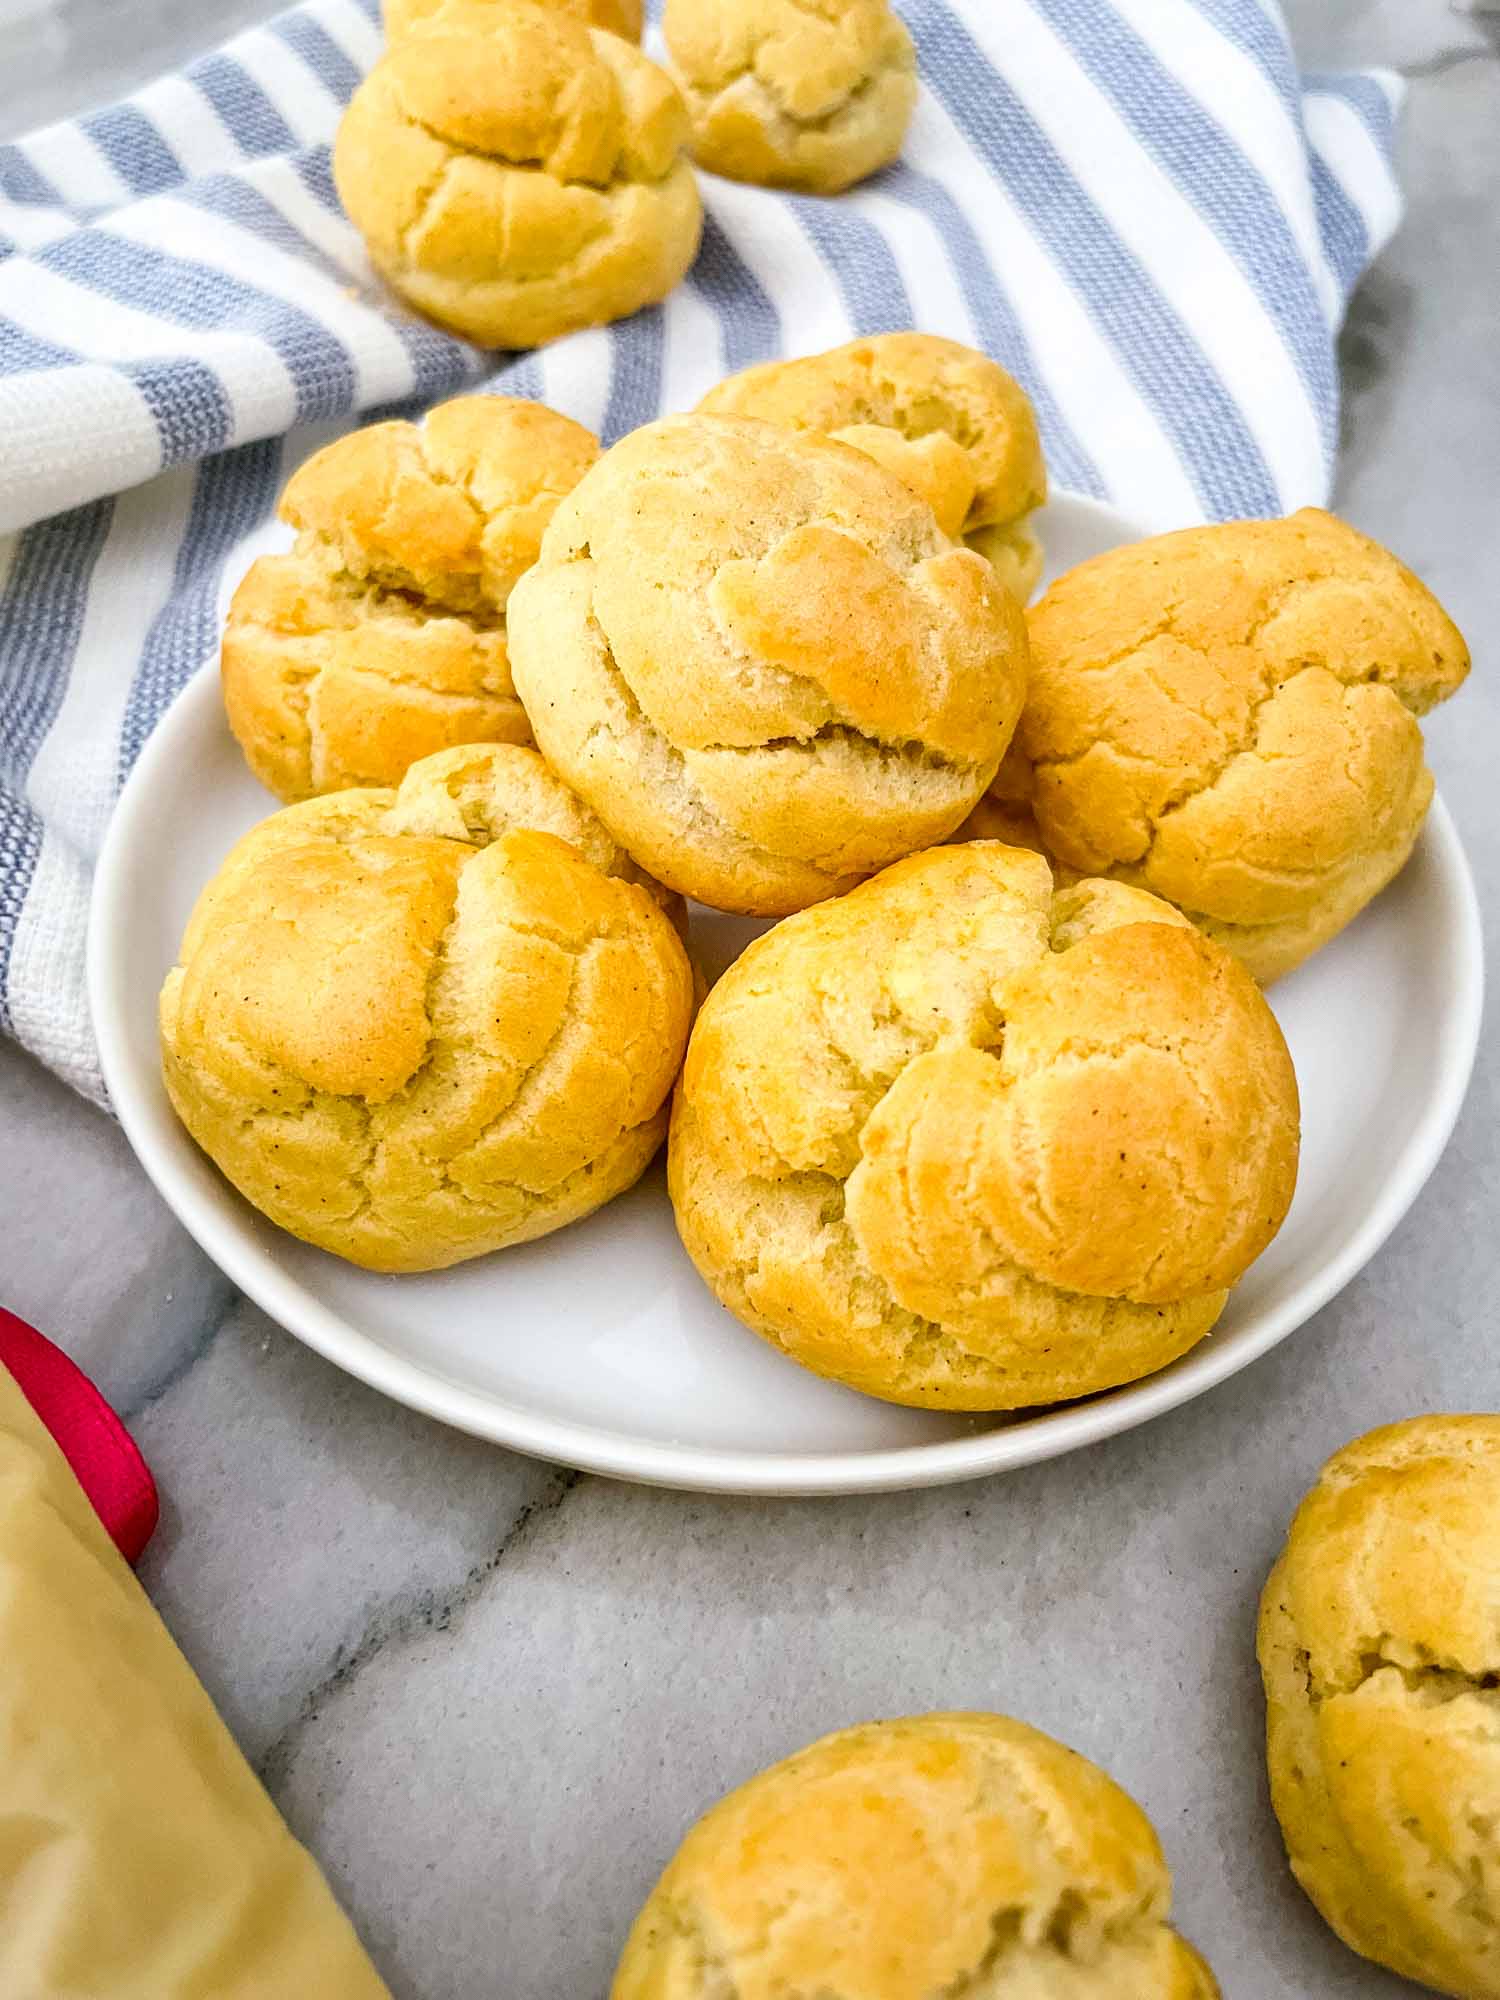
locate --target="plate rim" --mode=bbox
[87,494,1486,1496]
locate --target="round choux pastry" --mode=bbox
[222,396,599,802]
[334,1,702,349]
[612,1713,1220,1998]
[662,0,917,194]
[698,333,1049,601]
[159,743,693,1274]
[985,509,1470,983]
[1260,1416,1500,1998]
[669,840,1298,1409]
[506,414,1029,916]
[385,0,642,41]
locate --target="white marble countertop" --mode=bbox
[2,5,1497,1995]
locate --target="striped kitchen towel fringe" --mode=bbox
[0,0,1403,1102]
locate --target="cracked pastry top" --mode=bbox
[988,508,1470,984]
[698,332,1049,602]
[333,0,702,348]
[384,0,643,43]
[223,396,600,802]
[611,1712,1220,1998]
[668,840,1299,1410]
[159,743,693,1273]
[506,413,1029,917]
[1259,1416,1500,2000]
[663,0,916,194]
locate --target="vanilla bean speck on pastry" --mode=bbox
[506,413,1029,917]
[699,332,1049,600]
[663,0,917,194]
[612,1713,1220,1998]
[1260,1416,1500,1999]
[669,840,1298,1410]
[159,744,693,1274]
[986,508,1470,983]
[334,1,701,348]
[222,396,599,803]
[385,0,643,41]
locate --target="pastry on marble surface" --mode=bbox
[1259,1415,1500,1999]
[507,413,1028,916]
[977,508,1470,983]
[611,1712,1219,1997]
[159,744,692,1274]
[222,396,599,802]
[334,2,701,348]
[698,332,1048,600]
[662,0,916,194]
[669,840,1298,1409]
[384,0,642,40]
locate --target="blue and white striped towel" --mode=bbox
[0,0,1402,1104]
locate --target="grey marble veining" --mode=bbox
[0,0,280,140]
[0,1040,233,1415]
[132,1297,564,1763]
[1,5,1498,1997]
[1289,0,1496,74]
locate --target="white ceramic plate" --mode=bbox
[89,495,1483,1494]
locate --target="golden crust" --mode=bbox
[995,509,1469,981]
[612,1713,1219,1999]
[668,841,1297,1409]
[507,414,1029,916]
[282,395,601,611]
[663,0,916,193]
[385,0,643,42]
[699,333,1048,597]
[222,396,599,802]
[159,744,693,1273]
[335,3,702,348]
[1259,1417,1500,1999]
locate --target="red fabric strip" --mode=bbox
[0,1308,159,1564]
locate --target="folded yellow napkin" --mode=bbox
[0,1363,390,1999]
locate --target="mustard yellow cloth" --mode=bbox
[0,1364,390,1999]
